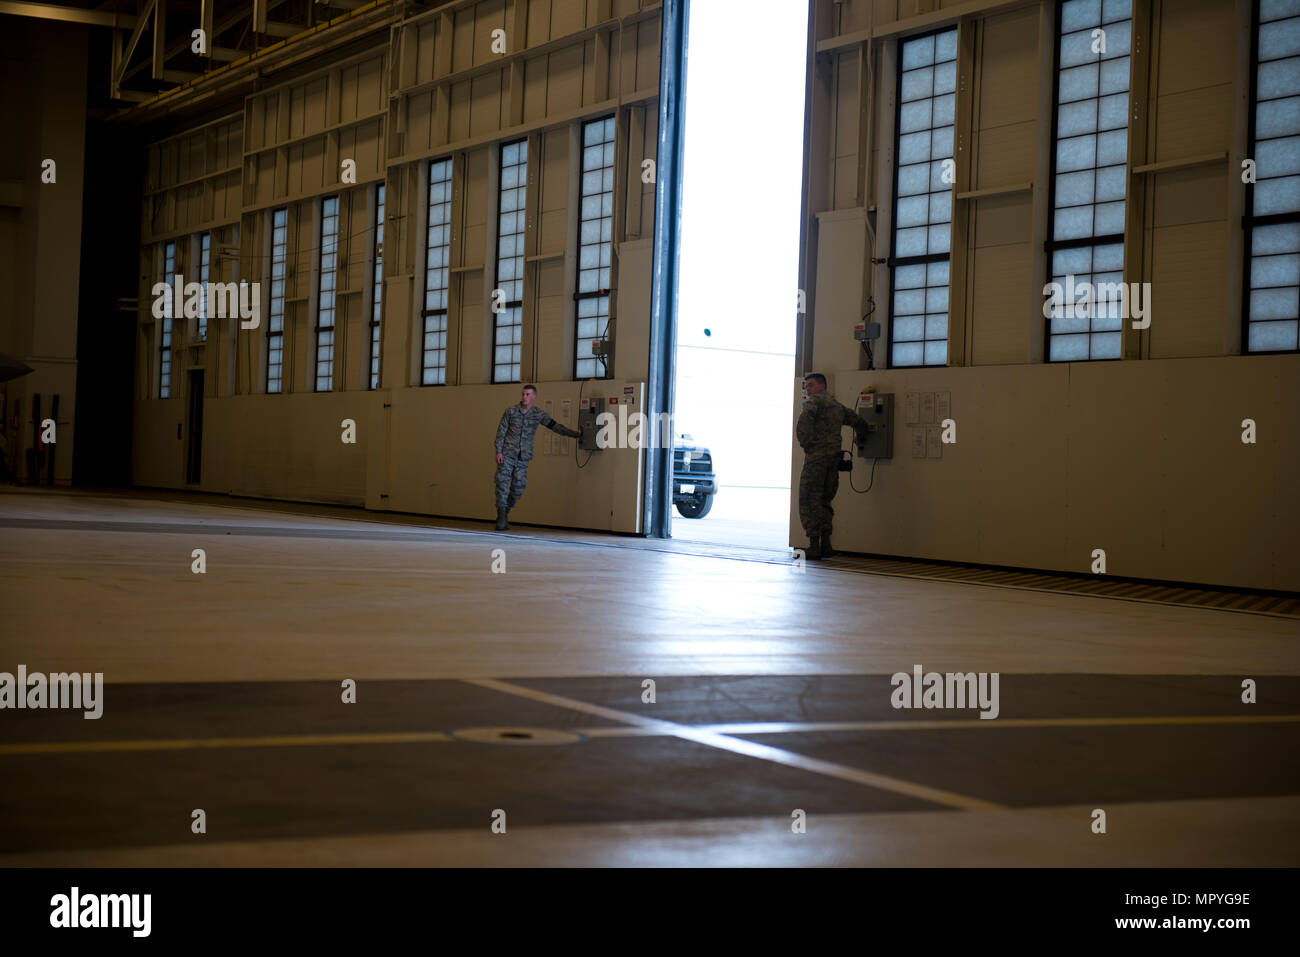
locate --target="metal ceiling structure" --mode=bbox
[0,0,387,115]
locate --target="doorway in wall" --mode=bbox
[668,0,808,551]
[185,369,204,486]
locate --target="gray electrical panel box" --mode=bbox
[856,392,894,459]
[578,405,602,450]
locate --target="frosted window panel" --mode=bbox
[1054,206,1095,241]
[1096,129,1128,165]
[1263,0,1300,20]
[1088,332,1120,358]
[1104,0,1133,19]
[1098,92,1128,130]
[931,127,954,159]
[928,161,951,190]
[1258,58,1300,102]
[1099,57,1130,94]
[924,314,948,339]
[1056,169,1097,206]
[936,30,957,61]
[929,191,952,223]
[1252,222,1300,254]
[901,36,936,69]
[1052,333,1089,360]
[1058,100,1099,137]
[578,318,599,338]
[932,94,956,129]
[1060,30,1096,69]
[898,164,929,195]
[579,298,599,317]
[895,264,926,288]
[928,224,951,253]
[1261,18,1300,61]
[1257,96,1300,139]
[1093,243,1123,269]
[893,316,924,341]
[601,194,613,216]
[580,245,600,269]
[581,170,604,193]
[1061,0,1102,33]
[895,195,929,228]
[1059,63,1100,103]
[895,226,928,257]
[893,342,924,366]
[1053,247,1093,275]
[1092,200,1126,234]
[894,289,925,314]
[1251,252,1300,287]
[1053,309,1091,334]
[1102,21,1132,58]
[928,261,950,285]
[923,341,948,365]
[1253,174,1300,215]
[900,68,933,102]
[1057,134,1098,173]
[934,61,957,95]
[900,100,933,133]
[1256,135,1300,178]
[1250,288,1299,319]
[898,131,931,164]
[925,287,949,313]
[1248,319,1300,349]
[1094,165,1126,203]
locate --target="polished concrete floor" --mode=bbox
[1,487,1297,866]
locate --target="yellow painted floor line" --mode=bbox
[3,713,1295,758]
[463,677,1004,812]
[0,730,453,756]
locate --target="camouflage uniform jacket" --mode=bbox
[796,392,869,460]
[495,404,580,462]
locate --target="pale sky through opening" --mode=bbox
[675,0,808,499]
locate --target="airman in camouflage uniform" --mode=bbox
[493,384,582,530]
[796,373,869,559]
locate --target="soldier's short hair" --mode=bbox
[803,373,827,387]
[522,384,537,393]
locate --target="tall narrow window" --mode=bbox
[159,240,175,397]
[576,116,615,379]
[1244,0,1300,353]
[890,27,957,368]
[315,196,339,392]
[196,232,210,342]
[423,159,452,385]
[369,184,385,389]
[493,139,528,383]
[267,207,287,393]
[1045,0,1132,361]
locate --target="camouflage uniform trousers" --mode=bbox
[798,453,840,538]
[494,456,530,511]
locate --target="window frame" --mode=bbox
[266,206,288,394]
[369,183,385,389]
[1241,0,1300,355]
[421,157,453,387]
[315,194,340,392]
[1042,0,1134,363]
[159,239,176,398]
[574,115,616,380]
[886,25,959,369]
[492,138,528,384]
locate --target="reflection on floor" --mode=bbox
[1,487,1297,866]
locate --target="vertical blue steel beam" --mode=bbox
[644,0,689,538]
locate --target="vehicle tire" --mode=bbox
[675,492,713,519]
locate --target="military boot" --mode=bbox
[804,537,823,560]
[820,533,834,558]
[495,509,509,531]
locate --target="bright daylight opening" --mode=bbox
[671,0,808,550]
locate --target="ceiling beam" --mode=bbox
[0,1,138,28]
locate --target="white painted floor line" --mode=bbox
[576,714,1300,737]
[464,677,1003,812]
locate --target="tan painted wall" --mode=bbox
[130,0,662,533]
[797,0,1300,590]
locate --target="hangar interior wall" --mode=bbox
[797,0,1299,591]
[131,0,661,532]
